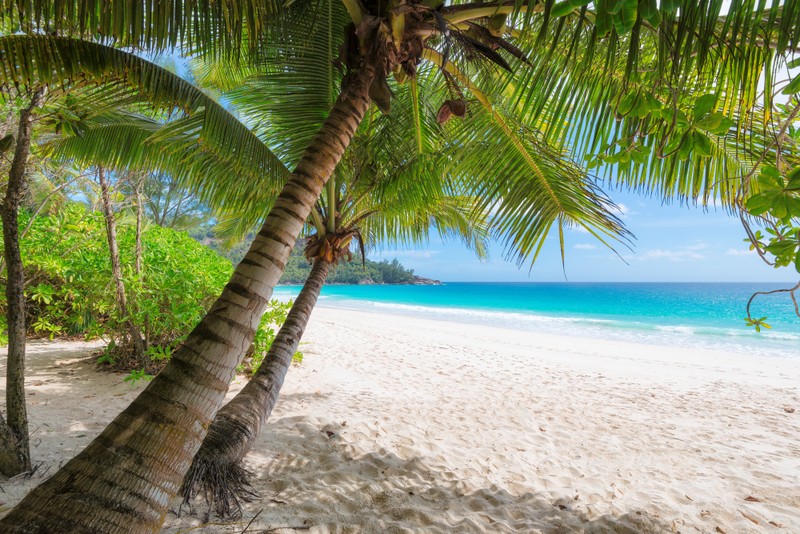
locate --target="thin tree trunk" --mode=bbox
[0,65,374,533]
[134,174,147,350]
[0,412,22,475]
[97,166,146,366]
[0,87,46,476]
[181,257,331,516]
[134,175,144,277]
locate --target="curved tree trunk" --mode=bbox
[97,166,146,366]
[181,257,331,517]
[0,88,46,476]
[0,67,374,533]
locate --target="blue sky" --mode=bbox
[370,189,796,283]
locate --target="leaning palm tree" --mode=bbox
[177,57,494,510]
[183,160,490,516]
[48,32,493,516]
[1,1,798,531]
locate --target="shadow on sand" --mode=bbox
[170,392,673,534]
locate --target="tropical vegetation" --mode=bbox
[0,0,797,531]
[281,246,419,284]
[0,201,293,372]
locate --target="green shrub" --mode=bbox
[1,202,291,373]
[236,300,302,376]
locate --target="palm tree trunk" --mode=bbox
[97,166,146,366]
[0,88,46,476]
[0,65,375,533]
[181,257,331,517]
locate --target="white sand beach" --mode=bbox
[2,306,799,533]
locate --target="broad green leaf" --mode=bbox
[759,166,782,186]
[595,0,613,37]
[631,145,650,164]
[710,117,736,136]
[611,0,638,35]
[769,195,790,220]
[745,192,773,216]
[788,57,800,69]
[766,240,797,257]
[787,168,800,191]
[693,94,717,120]
[693,131,713,157]
[661,0,680,12]
[552,1,575,17]
[638,0,661,26]
[783,76,800,95]
[664,135,682,154]
[677,135,694,161]
[632,97,651,118]
[642,92,662,111]
[787,196,800,218]
[617,92,637,115]
[695,111,723,132]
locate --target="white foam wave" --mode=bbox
[317,297,799,359]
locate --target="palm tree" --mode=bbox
[181,112,492,515]
[1,1,798,531]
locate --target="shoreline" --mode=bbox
[2,307,798,532]
[296,296,800,362]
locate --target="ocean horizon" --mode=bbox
[273,282,800,358]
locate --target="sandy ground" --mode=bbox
[1,306,799,533]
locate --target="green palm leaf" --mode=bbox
[0,0,281,54]
[0,35,291,204]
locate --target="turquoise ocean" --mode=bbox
[273,282,800,358]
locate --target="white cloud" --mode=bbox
[613,203,632,219]
[574,243,597,250]
[726,248,754,256]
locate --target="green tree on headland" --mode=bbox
[279,244,418,285]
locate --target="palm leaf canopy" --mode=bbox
[152,1,630,266]
[191,0,798,252]
[4,0,798,267]
[0,35,290,208]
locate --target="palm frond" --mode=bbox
[47,107,288,216]
[0,0,282,54]
[0,35,291,203]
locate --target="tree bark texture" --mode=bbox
[97,166,146,365]
[0,88,46,476]
[181,258,331,516]
[0,66,374,533]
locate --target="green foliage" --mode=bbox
[740,98,800,329]
[0,202,289,371]
[589,91,735,172]
[123,368,154,385]
[1,203,231,353]
[746,166,800,224]
[239,300,301,376]
[744,316,771,332]
[278,244,415,285]
[744,165,800,273]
